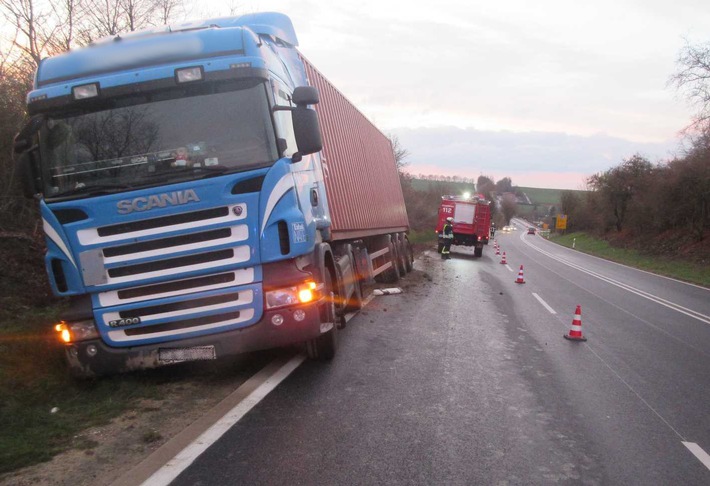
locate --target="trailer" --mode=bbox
[14,12,410,376]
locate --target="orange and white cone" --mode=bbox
[495,246,500,255]
[515,265,526,284]
[564,305,587,341]
[500,252,507,264]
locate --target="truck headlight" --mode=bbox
[54,320,99,343]
[265,281,317,309]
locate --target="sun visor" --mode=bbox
[37,28,246,87]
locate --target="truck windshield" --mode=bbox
[40,79,278,199]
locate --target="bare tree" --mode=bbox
[500,194,517,225]
[670,38,710,129]
[153,0,182,25]
[1,0,56,67]
[587,154,653,232]
[389,135,409,173]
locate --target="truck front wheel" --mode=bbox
[306,269,338,360]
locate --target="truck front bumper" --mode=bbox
[64,304,323,377]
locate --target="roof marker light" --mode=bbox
[72,83,99,100]
[176,66,203,83]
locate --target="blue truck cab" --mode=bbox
[13,13,388,376]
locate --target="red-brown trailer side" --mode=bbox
[300,54,409,241]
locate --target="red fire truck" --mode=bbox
[435,195,492,257]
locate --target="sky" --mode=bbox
[211,1,709,188]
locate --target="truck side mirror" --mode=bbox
[292,107,322,156]
[292,86,319,106]
[15,151,42,199]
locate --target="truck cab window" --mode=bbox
[271,81,298,158]
[41,80,279,198]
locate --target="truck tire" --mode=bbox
[378,239,400,283]
[344,247,364,312]
[306,269,338,360]
[404,238,414,273]
[474,246,483,258]
[396,237,408,276]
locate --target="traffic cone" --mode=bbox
[495,246,500,255]
[500,252,507,264]
[515,265,525,284]
[564,305,587,341]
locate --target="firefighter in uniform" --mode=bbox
[440,216,454,259]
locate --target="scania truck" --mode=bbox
[14,12,411,377]
[435,195,491,257]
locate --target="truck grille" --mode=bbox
[108,249,235,278]
[97,207,230,236]
[103,228,231,257]
[77,203,249,287]
[73,201,259,345]
[124,312,242,336]
[119,292,240,318]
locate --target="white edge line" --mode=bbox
[505,264,513,272]
[532,292,557,314]
[519,230,710,325]
[519,223,710,291]
[683,442,710,471]
[142,354,306,486]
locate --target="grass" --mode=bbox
[0,307,166,473]
[408,229,438,244]
[549,232,710,287]
[0,304,269,475]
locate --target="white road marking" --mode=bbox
[505,264,513,272]
[532,293,557,314]
[510,220,710,292]
[519,232,710,326]
[125,283,378,486]
[583,342,686,442]
[683,442,710,471]
[142,354,306,486]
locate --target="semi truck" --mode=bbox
[13,12,411,377]
[435,195,491,257]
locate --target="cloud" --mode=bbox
[391,126,680,189]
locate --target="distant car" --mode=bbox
[527,227,536,235]
[502,226,512,232]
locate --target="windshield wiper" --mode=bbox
[142,165,232,182]
[52,183,132,198]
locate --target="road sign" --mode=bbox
[556,214,567,230]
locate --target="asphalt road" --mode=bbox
[169,226,710,485]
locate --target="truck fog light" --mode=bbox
[86,344,98,357]
[271,314,284,326]
[293,309,306,322]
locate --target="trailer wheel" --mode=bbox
[306,269,338,360]
[396,237,408,275]
[404,239,414,273]
[378,239,400,283]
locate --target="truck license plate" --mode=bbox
[159,346,216,363]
